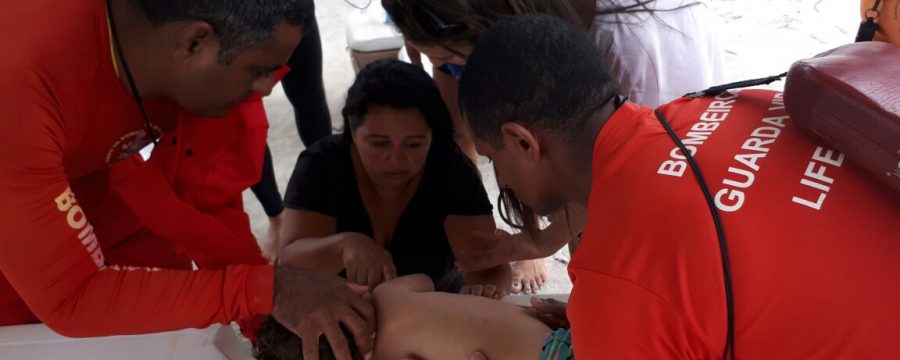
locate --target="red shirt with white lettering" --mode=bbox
[568,89,900,359]
[0,0,272,335]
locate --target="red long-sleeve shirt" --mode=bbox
[569,90,900,358]
[0,0,273,336]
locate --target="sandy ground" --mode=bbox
[243,0,860,295]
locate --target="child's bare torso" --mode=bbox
[373,286,552,360]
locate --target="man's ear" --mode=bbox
[173,21,219,64]
[499,122,542,163]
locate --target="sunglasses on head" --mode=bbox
[411,3,467,37]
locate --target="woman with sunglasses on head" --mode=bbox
[277,60,511,297]
[383,0,726,294]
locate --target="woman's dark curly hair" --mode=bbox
[341,59,455,156]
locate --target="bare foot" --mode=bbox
[511,258,548,294]
[260,213,283,261]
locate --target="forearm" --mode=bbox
[0,171,274,336]
[3,244,273,337]
[65,265,272,337]
[506,228,568,262]
[278,233,348,273]
[513,203,586,260]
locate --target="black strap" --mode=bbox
[685,73,787,99]
[677,51,809,360]
[106,0,159,147]
[654,110,736,360]
[856,0,883,42]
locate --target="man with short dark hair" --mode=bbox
[459,14,900,358]
[0,1,373,359]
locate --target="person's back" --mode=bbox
[569,88,900,358]
[373,275,552,360]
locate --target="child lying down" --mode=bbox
[254,274,573,360]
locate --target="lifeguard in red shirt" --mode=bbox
[0,1,375,357]
[458,14,900,359]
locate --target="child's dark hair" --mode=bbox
[254,316,364,360]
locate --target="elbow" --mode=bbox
[29,289,111,338]
[37,300,146,338]
[37,310,96,338]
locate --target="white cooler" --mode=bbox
[345,6,405,72]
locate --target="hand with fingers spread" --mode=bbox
[271,266,376,360]
[341,232,398,288]
[457,229,538,273]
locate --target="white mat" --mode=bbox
[0,324,252,360]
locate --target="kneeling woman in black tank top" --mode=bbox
[277,60,510,294]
